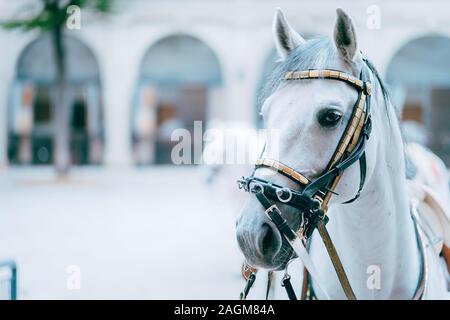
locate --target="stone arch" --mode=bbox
[8,34,104,165]
[386,34,450,164]
[132,34,223,164]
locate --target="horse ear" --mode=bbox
[333,8,360,64]
[273,8,305,59]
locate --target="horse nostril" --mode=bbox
[261,224,273,254]
[256,223,281,258]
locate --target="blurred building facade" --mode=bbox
[0,0,450,167]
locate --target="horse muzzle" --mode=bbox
[236,199,294,270]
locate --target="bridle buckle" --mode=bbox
[313,195,324,206]
[264,204,279,216]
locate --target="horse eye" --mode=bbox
[317,109,343,128]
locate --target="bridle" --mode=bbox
[237,57,428,300]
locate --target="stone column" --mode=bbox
[0,81,8,168]
[0,34,20,168]
[98,30,141,167]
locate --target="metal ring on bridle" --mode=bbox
[276,187,293,203]
[249,181,264,194]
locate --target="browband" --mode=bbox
[284,69,372,95]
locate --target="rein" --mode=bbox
[238,59,428,300]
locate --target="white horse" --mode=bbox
[235,8,450,299]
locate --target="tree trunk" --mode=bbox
[52,26,70,177]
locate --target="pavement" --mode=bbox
[0,166,246,299]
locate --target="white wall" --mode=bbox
[1,0,450,167]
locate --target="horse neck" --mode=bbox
[319,84,421,299]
